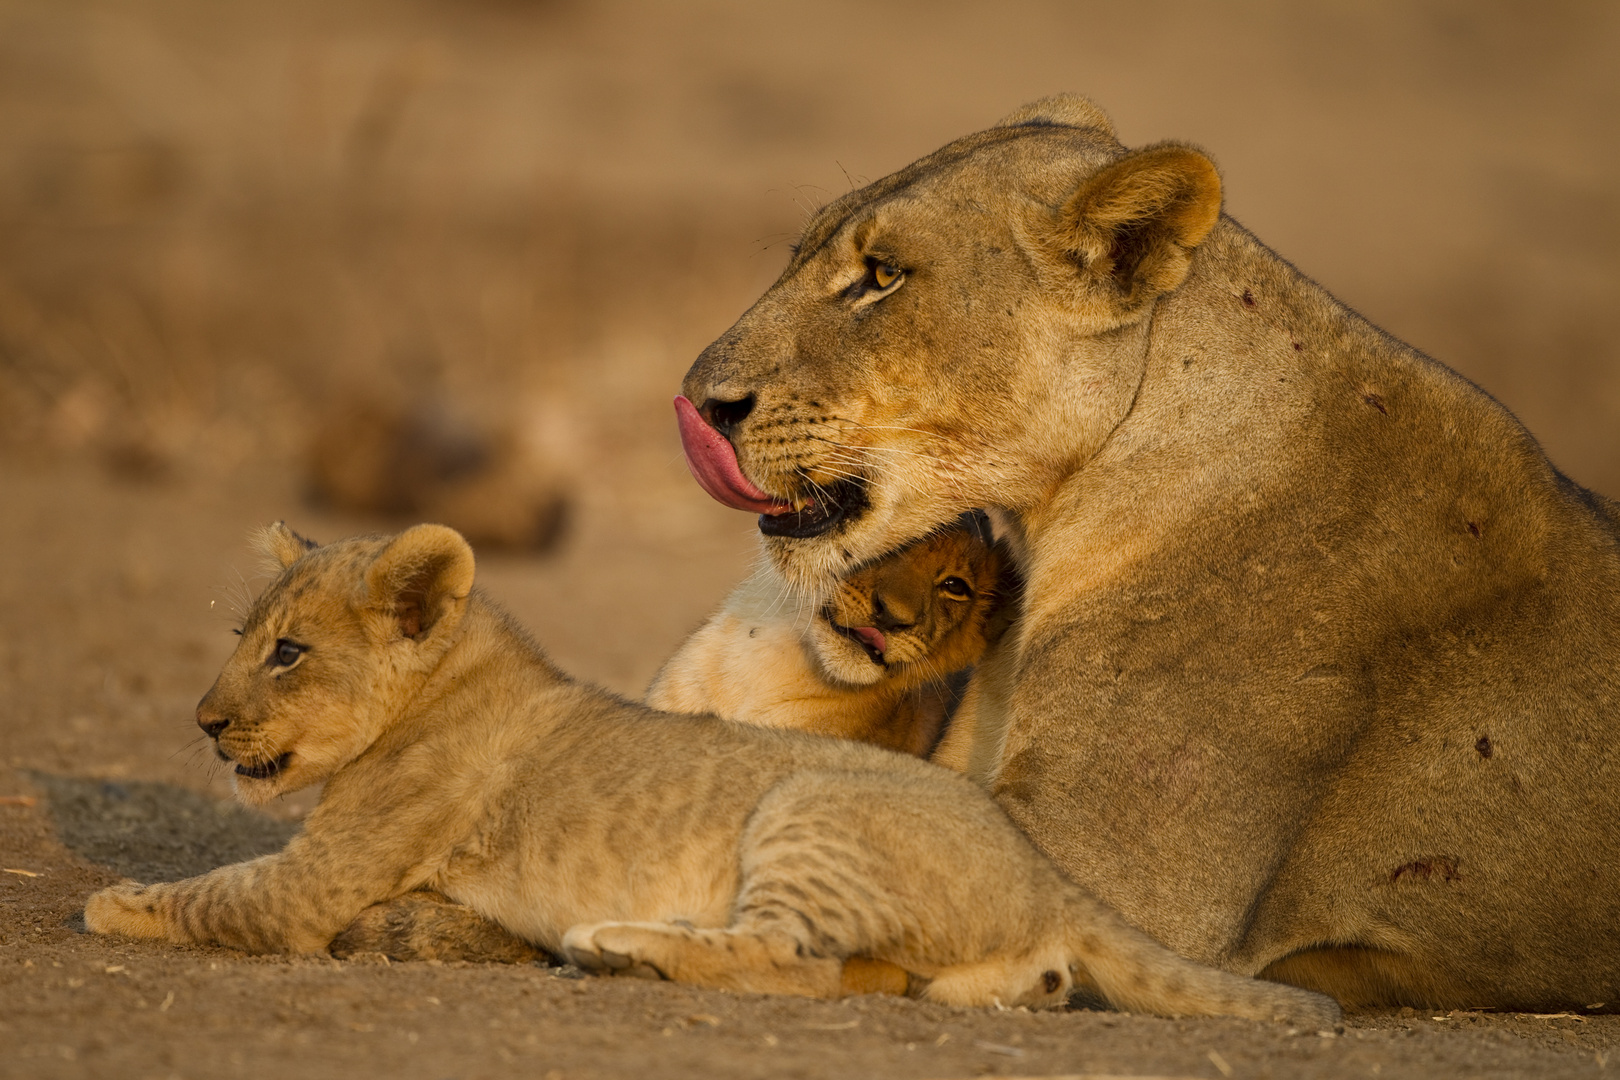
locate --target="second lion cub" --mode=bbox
[648,513,1015,756]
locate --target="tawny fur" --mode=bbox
[82,524,1337,1026]
[647,517,1018,756]
[679,94,1620,1010]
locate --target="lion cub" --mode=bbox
[83,524,1336,1024]
[648,514,1015,756]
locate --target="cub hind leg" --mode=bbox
[563,919,844,997]
[560,782,915,999]
[735,770,1342,1026]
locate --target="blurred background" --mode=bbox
[1,0,1616,798]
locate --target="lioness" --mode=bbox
[674,94,1620,1010]
[82,523,1336,1024]
[648,512,1017,756]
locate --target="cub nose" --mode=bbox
[871,594,917,633]
[196,703,230,739]
[701,394,756,437]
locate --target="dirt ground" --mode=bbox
[3,1,1619,1078]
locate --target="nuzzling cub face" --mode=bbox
[806,514,1014,688]
[199,522,474,805]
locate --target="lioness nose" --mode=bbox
[196,702,230,739]
[701,394,755,437]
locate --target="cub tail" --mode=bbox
[1063,887,1342,1028]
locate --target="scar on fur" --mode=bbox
[1362,392,1387,414]
[1389,856,1460,884]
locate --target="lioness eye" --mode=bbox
[865,258,902,292]
[939,577,971,598]
[273,639,304,667]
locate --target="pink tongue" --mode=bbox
[852,626,887,656]
[674,395,795,515]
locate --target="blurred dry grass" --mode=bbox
[0,0,798,501]
[0,0,1615,499]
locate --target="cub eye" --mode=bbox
[939,577,972,599]
[864,258,903,293]
[273,639,304,668]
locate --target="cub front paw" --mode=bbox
[84,881,171,940]
[561,923,667,981]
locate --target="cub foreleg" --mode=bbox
[85,834,402,954]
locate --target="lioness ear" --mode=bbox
[365,524,476,641]
[253,521,319,571]
[1054,144,1222,323]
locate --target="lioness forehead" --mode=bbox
[785,121,1121,278]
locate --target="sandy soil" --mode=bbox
[2,2,1618,1078]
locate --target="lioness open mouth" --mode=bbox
[758,479,867,539]
[233,752,292,781]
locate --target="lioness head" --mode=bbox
[676,95,1222,590]
[805,512,1017,689]
[196,522,474,805]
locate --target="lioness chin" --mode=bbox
[82,523,1336,1026]
[674,94,1620,1010]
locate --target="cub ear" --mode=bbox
[254,521,319,571]
[364,524,476,641]
[981,541,1025,648]
[1053,143,1222,325]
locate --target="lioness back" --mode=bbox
[83,523,1336,1027]
[647,513,1017,755]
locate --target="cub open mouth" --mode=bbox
[234,752,292,781]
[830,622,888,665]
[758,480,868,540]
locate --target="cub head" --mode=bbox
[805,513,1019,689]
[676,94,1222,591]
[196,522,475,806]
